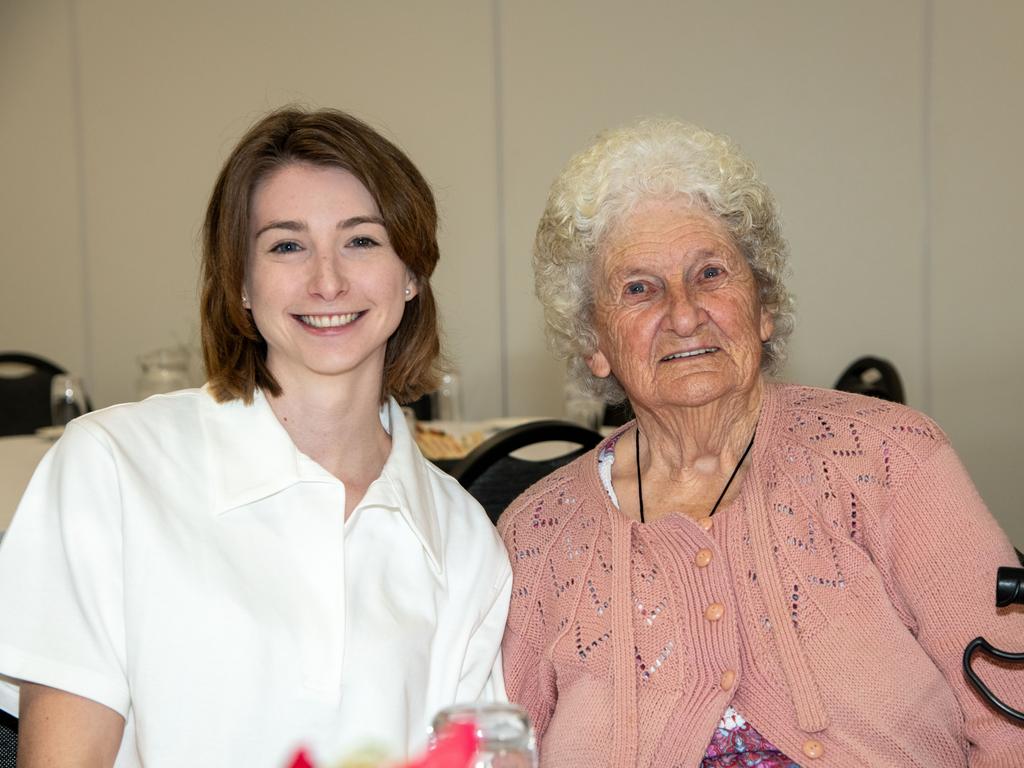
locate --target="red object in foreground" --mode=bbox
[283,721,478,768]
[402,721,479,768]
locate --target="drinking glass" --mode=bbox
[430,703,537,768]
[434,371,464,422]
[50,374,88,427]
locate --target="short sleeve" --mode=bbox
[0,421,129,717]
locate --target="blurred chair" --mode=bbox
[834,355,905,404]
[0,352,70,437]
[405,392,434,421]
[0,709,16,768]
[450,420,603,525]
[602,399,633,427]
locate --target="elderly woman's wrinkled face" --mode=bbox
[586,200,773,411]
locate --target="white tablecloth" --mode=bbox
[0,434,53,533]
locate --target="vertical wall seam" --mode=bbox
[921,0,934,414]
[67,0,93,392]
[492,0,510,416]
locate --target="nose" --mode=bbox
[307,250,348,301]
[662,284,706,336]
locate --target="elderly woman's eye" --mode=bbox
[625,282,647,295]
[701,266,723,280]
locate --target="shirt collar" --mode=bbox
[361,398,444,574]
[201,388,444,573]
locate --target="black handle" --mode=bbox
[963,637,1024,723]
[996,566,1024,607]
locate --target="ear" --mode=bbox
[404,274,419,302]
[759,306,774,343]
[586,348,613,379]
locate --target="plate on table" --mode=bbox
[414,424,485,460]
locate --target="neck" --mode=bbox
[265,365,391,503]
[633,377,764,478]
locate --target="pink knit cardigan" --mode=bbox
[498,383,1024,767]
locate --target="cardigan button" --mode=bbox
[697,515,714,531]
[694,548,713,567]
[719,669,736,690]
[704,602,724,621]
[801,739,824,759]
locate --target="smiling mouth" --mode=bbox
[296,312,363,328]
[660,347,718,362]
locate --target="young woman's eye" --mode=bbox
[269,241,302,254]
[349,235,380,248]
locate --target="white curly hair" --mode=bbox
[533,118,795,403]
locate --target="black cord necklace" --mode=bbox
[635,425,757,524]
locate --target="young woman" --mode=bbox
[0,108,511,767]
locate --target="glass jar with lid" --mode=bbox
[136,346,191,400]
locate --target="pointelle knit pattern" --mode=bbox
[498,383,1024,767]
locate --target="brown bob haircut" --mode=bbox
[201,107,442,405]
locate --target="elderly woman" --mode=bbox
[500,119,1024,767]
[0,108,510,767]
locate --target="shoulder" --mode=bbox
[52,388,276,506]
[497,444,600,534]
[495,441,608,575]
[495,441,614,644]
[7,394,217,551]
[68,387,211,448]
[765,383,949,465]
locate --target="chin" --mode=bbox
[660,374,744,409]
[673,391,729,409]
[289,351,382,381]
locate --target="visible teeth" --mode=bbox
[662,347,717,361]
[299,313,361,328]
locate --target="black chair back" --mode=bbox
[834,356,905,404]
[0,352,67,436]
[0,709,17,768]
[602,400,633,427]
[450,420,603,524]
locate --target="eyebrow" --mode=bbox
[253,215,386,239]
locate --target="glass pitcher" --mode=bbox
[136,346,191,400]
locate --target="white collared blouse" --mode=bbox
[0,387,511,767]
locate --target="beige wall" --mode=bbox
[930,0,1024,542]
[0,1,86,377]
[1,0,1021,545]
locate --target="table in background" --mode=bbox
[0,434,53,533]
